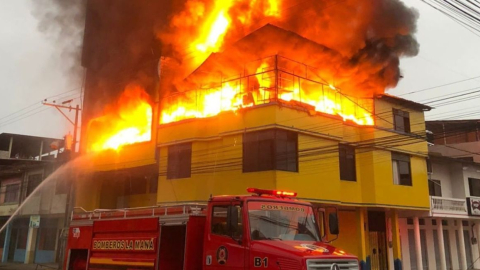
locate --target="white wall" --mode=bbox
[399,218,480,270]
[399,218,411,270]
[450,163,467,199]
[430,157,480,200]
[430,143,480,163]
[430,160,453,198]
[462,166,480,197]
[0,151,9,159]
[19,168,67,216]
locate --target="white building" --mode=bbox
[400,120,480,270]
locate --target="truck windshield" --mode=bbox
[248,201,320,241]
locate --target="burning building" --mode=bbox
[160,24,375,126]
[75,1,433,269]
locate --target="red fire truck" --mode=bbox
[64,188,358,270]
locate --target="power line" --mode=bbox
[0,93,82,129]
[398,75,480,96]
[420,0,480,38]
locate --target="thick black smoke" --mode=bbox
[31,1,172,104]
[279,0,420,93]
[160,0,420,95]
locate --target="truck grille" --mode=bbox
[306,259,359,270]
[277,258,301,270]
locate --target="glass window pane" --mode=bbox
[27,174,42,196]
[275,130,287,140]
[395,115,405,131]
[469,178,480,197]
[404,117,411,133]
[258,139,274,171]
[4,184,19,203]
[244,141,258,172]
[243,129,297,172]
[212,206,229,236]
[392,160,400,185]
[398,161,412,186]
[339,144,356,181]
[167,143,192,179]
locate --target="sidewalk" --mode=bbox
[0,263,58,270]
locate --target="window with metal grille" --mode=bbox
[167,143,192,179]
[339,144,356,181]
[393,108,411,133]
[243,129,298,172]
[4,184,19,203]
[27,174,43,196]
[392,153,412,186]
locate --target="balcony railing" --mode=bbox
[430,196,468,216]
[160,55,374,125]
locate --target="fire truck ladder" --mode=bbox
[71,203,207,222]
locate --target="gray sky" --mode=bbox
[392,0,480,120]
[0,0,480,140]
[0,0,81,140]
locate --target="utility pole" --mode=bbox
[42,100,81,152]
[42,99,81,269]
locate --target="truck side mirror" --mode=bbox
[329,212,339,235]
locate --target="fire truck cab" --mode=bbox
[65,188,358,270]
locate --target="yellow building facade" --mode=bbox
[76,92,430,270]
[76,25,431,270]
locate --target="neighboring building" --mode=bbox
[77,24,433,270]
[398,120,480,270]
[399,155,480,270]
[427,120,480,162]
[0,133,68,264]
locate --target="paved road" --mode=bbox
[0,263,58,270]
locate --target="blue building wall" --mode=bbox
[34,218,59,264]
[3,217,59,263]
[13,249,25,263]
[2,222,12,263]
[34,250,55,263]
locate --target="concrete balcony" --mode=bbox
[430,196,468,217]
[0,203,18,216]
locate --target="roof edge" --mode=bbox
[376,94,432,111]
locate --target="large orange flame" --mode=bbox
[164,0,282,73]
[160,0,419,101]
[193,1,234,53]
[88,85,153,152]
[191,0,281,55]
[161,58,374,126]
[158,0,380,126]
[161,82,253,124]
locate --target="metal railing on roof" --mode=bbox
[71,203,207,221]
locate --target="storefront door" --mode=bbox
[368,211,388,270]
